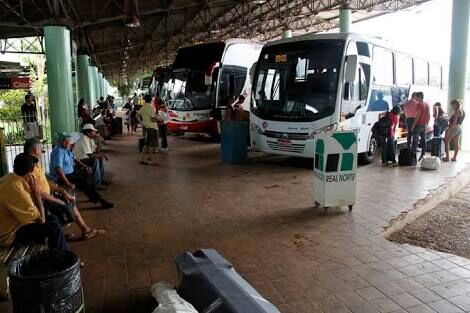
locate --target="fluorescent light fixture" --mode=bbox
[126,15,140,28]
[253,0,266,4]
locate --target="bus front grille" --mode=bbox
[267,141,305,154]
[263,130,309,140]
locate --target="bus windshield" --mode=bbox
[252,40,345,122]
[167,70,212,111]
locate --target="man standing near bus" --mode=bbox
[404,92,418,148]
[410,92,430,161]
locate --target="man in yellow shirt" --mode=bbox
[0,153,69,250]
[137,94,159,165]
[25,138,105,240]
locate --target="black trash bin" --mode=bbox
[8,249,84,313]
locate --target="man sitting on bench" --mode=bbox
[49,132,113,209]
[0,153,69,251]
[25,138,105,240]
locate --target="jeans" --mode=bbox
[411,125,426,158]
[381,136,396,164]
[406,117,415,147]
[159,124,168,149]
[14,215,70,251]
[81,158,105,187]
[433,124,444,137]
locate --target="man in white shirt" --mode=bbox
[73,124,109,189]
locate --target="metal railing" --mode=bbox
[0,115,52,173]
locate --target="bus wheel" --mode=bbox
[359,136,377,164]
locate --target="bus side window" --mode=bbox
[368,87,392,112]
[343,63,369,102]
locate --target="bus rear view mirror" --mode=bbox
[344,55,358,82]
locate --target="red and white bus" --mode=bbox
[165,39,263,139]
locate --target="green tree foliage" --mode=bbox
[0,89,26,118]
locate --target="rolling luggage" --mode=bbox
[431,137,443,158]
[398,147,415,166]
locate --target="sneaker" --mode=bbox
[161,147,168,152]
[100,200,114,209]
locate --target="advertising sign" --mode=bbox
[10,77,31,89]
[0,77,30,89]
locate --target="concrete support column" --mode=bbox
[77,54,93,108]
[88,66,96,108]
[98,72,104,99]
[448,0,470,110]
[340,8,352,33]
[104,79,108,97]
[43,25,75,135]
[91,66,99,102]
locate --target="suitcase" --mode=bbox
[138,137,145,152]
[398,147,416,166]
[431,137,443,158]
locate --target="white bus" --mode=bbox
[165,39,263,139]
[250,33,446,162]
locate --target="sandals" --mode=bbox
[66,229,106,242]
[442,157,449,162]
[81,229,106,240]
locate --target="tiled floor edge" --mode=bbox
[383,162,470,239]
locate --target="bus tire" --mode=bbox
[359,136,377,164]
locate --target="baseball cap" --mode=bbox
[83,123,98,132]
[56,132,72,142]
[13,153,38,176]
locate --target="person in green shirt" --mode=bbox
[137,94,160,165]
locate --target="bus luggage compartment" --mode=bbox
[174,249,280,313]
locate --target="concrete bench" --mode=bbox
[0,242,45,299]
[175,249,281,313]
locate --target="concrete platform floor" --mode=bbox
[2,134,470,313]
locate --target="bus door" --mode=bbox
[215,65,248,109]
[341,54,371,128]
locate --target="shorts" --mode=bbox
[450,125,462,138]
[144,128,159,148]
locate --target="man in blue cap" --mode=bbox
[49,132,113,209]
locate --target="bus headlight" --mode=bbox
[250,123,264,135]
[307,124,337,139]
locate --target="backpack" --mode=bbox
[372,114,392,138]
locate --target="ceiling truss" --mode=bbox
[0,0,431,83]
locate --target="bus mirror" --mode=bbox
[345,55,358,82]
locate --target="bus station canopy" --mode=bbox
[0,0,430,80]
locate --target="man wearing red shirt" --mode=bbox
[410,92,430,161]
[382,106,401,166]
